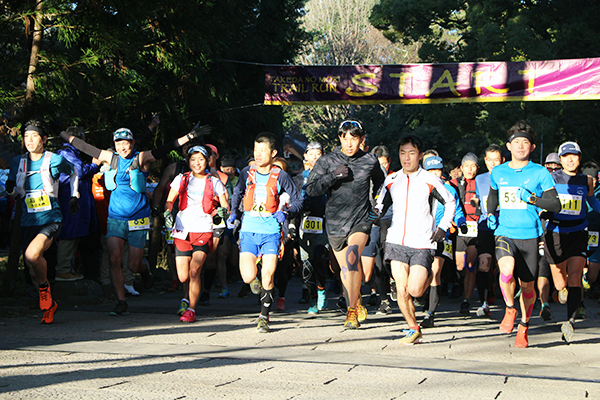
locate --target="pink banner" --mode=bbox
[264,58,600,105]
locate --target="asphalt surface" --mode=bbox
[1,277,599,399]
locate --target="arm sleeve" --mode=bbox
[371,160,386,201]
[230,168,249,215]
[587,195,600,213]
[374,176,393,215]
[535,187,561,212]
[451,187,467,226]
[60,132,103,159]
[487,187,499,213]
[279,171,303,216]
[432,179,455,232]
[305,157,336,197]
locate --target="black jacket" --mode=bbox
[306,147,385,238]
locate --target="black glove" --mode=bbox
[469,197,480,208]
[288,223,297,240]
[332,164,350,180]
[368,207,381,222]
[69,196,79,215]
[187,122,212,140]
[459,224,468,235]
[430,227,446,243]
[5,179,15,194]
[151,206,161,218]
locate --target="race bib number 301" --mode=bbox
[128,217,150,231]
[301,216,323,234]
[499,187,527,210]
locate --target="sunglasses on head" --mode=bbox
[339,120,363,131]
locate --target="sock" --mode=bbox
[260,288,275,317]
[428,285,440,314]
[519,320,529,328]
[39,281,49,289]
[187,308,195,313]
[567,286,582,321]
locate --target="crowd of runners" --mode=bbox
[3,117,600,348]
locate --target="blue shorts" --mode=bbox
[589,246,600,264]
[239,232,281,257]
[106,217,148,249]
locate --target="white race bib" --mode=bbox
[459,220,478,237]
[499,187,527,210]
[25,191,51,213]
[558,194,583,216]
[301,216,323,234]
[128,217,150,231]
[588,231,599,248]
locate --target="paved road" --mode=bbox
[1,278,599,399]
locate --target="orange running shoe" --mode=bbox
[515,324,528,348]
[499,307,518,333]
[38,285,52,311]
[41,301,57,324]
[344,308,360,329]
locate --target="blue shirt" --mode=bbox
[547,170,588,233]
[436,182,466,238]
[240,171,283,235]
[108,152,150,220]
[490,161,555,240]
[9,152,74,227]
[475,172,494,232]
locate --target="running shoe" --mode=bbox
[41,301,57,324]
[124,284,140,296]
[55,272,83,282]
[38,285,53,311]
[298,288,309,304]
[575,304,586,320]
[582,275,591,291]
[368,293,378,306]
[390,279,397,301]
[317,289,328,310]
[307,304,319,315]
[180,309,196,323]
[413,297,424,308]
[399,328,423,345]
[376,300,392,315]
[344,308,360,329]
[110,300,129,316]
[514,324,528,348]
[276,297,286,311]
[557,287,568,304]
[177,298,189,315]
[476,303,491,318]
[499,307,518,333]
[218,288,230,299]
[337,296,347,312]
[198,292,210,306]
[540,304,552,321]
[420,313,434,328]
[561,321,574,343]
[250,277,263,295]
[256,317,270,333]
[357,296,367,322]
[459,300,470,315]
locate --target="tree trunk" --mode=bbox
[2,200,22,297]
[24,1,44,113]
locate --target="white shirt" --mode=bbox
[170,173,226,237]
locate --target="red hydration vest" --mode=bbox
[243,166,280,213]
[178,172,214,214]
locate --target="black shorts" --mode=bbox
[477,230,495,256]
[456,235,477,252]
[495,236,539,283]
[434,236,455,261]
[328,222,372,252]
[213,227,225,240]
[538,252,551,279]
[544,230,588,265]
[385,243,435,273]
[21,222,61,252]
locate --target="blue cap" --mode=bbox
[424,156,444,171]
[113,128,133,141]
[558,141,581,157]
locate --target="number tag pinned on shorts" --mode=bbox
[442,239,454,260]
[301,216,323,234]
[459,221,478,237]
[128,217,150,231]
[588,231,599,248]
[25,191,51,213]
[165,229,174,244]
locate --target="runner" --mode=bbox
[473,144,505,318]
[544,141,600,342]
[227,132,302,333]
[164,145,228,323]
[583,162,600,301]
[61,123,210,315]
[421,155,466,328]
[486,121,561,348]
[374,135,455,344]
[305,120,385,329]
[6,119,79,324]
[450,152,480,316]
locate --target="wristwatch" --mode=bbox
[528,194,537,204]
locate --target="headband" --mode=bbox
[24,125,45,136]
[188,145,209,157]
[508,131,534,144]
[339,120,363,131]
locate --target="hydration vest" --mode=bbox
[178,171,214,214]
[104,152,146,193]
[243,166,280,213]
[15,151,58,198]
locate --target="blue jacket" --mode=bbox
[56,144,99,239]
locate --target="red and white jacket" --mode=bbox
[375,167,455,250]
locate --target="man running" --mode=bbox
[306,120,385,329]
[486,121,561,348]
[374,135,455,344]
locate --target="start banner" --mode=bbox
[264,58,600,105]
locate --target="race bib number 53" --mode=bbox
[499,187,527,210]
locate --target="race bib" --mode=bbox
[588,231,599,248]
[499,187,527,210]
[128,217,150,231]
[249,203,270,217]
[25,191,51,213]
[459,220,478,237]
[558,194,583,216]
[301,216,323,234]
[442,239,454,260]
[165,229,174,245]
